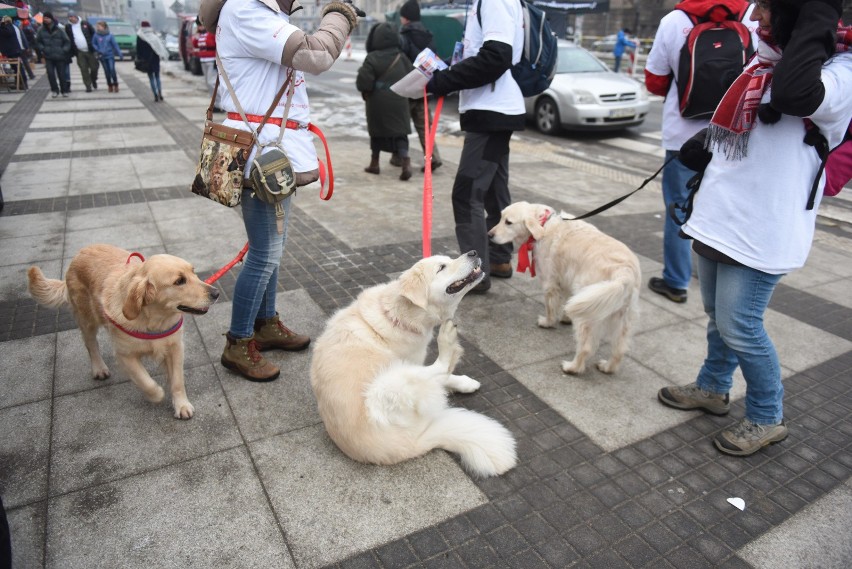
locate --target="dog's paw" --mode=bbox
[144,385,166,403]
[447,374,480,393]
[561,359,585,375]
[92,365,111,380]
[595,359,617,374]
[173,400,195,420]
[537,315,556,328]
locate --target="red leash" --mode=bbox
[205,242,249,284]
[422,89,444,258]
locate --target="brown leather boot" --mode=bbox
[114,84,119,93]
[364,155,380,174]
[220,333,280,382]
[253,313,311,351]
[400,157,412,181]
[107,84,113,93]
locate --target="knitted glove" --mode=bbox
[678,129,713,172]
[321,1,362,33]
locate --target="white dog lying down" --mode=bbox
[489,201,641,375]
[310,251,518,477]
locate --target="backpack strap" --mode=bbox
[803,119,852,208]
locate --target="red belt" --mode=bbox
[226,113,334,200]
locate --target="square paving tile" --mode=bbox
[0,334,55,409]
[49,364,241,495]
[0,400,51,508]
[250,423,487,568]
[45,447,293,568]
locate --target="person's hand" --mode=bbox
[321,2,361,32]
[342,0,365,17]
[678,128,712,172]
[758,102,782,124]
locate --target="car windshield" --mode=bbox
[109,24,135,36]
[557,46,609,74]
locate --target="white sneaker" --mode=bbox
[61,93,69,98]
[51,92,58,98]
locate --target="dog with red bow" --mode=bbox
[489,201,641,375]
[27,244,219,419]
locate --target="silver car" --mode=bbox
[525,42,650,134]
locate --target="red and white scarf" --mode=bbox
[708,25,851,160]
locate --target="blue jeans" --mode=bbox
[613,54,622,73]
[661,150,697,290]
[101,56,117,86]
[695,255,784,425]
[147,71,161,96]
[229,190,292,338]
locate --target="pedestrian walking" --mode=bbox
[398,0,443,172]
[658,0,852,456]
[36,12,71,97]
[356,22,413,181]
[612,28,636,73]
[92,20,122,93]
[135,21,169,102]
[425,0,525,292]
[66,11,99,91]
[197,0,361,381]
[12,18,36,80]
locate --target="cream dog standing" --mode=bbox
[489,202,640,375]
[310,251,517,477]
[27,244,219,419]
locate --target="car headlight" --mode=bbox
[573,90,597,105]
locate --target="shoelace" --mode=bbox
[730,419,763,438]
[246,339,263,363]
[275,321,297,338]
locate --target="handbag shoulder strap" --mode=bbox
[375,53,402,86]
[214,53,291,137]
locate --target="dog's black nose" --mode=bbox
[466,250,478,258]
[209,288,220,300]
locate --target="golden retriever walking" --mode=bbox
[27,244,219,419]
[490,202,640,375]
[310,251,517,477]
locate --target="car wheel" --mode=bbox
[535,97,561,135]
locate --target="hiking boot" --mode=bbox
[253,313,311,352]
[658,382,730,415]
[220,333,280,382]
[648,277,687,303]
[714,418,788,456]
[490,262,513,279]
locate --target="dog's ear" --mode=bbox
[399,266,429,310]
[122,276,156,320]
[525,216,545,241]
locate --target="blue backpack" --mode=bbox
[477,0,558,97]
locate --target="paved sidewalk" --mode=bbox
[1,60,851,569]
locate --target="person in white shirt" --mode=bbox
[657,0,852,457]
[65,11,99,92]
[198,0,361,381]
[644,0,757,303]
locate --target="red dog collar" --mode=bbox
[105,312,183,340]
[516,210,555,278]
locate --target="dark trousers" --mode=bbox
[45,59,69,94]
[451,130,513,274]
[75,50,99,89]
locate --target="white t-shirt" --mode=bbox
[458,0,524,116]
[70,21,89,52]
[682,52,852,274]
[644,7,758,150]
[216,0,317,174]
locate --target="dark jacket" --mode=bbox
[356,23,412,138]
[36,22,71,62]
[65,19,95,55]
[399,20,435,63]
[0,22,22,58]
[135,36,160,73]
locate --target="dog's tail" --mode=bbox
[564,270,636,322]
[27,266,69,309]
[418,408,517,477]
